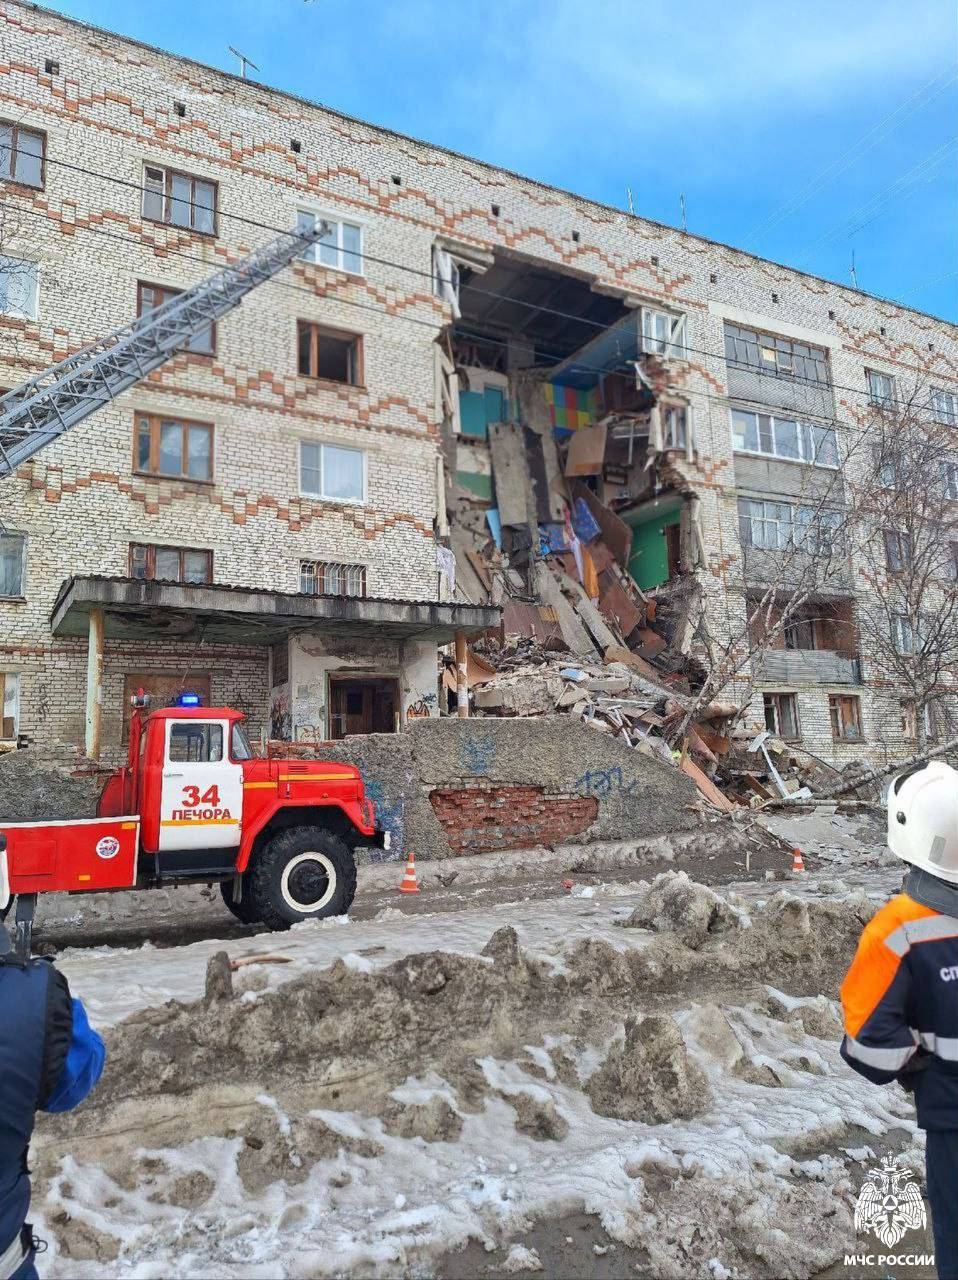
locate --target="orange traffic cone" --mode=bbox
[791,846,806,873]
[398,849,419,894]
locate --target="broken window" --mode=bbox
[130,543,212,584]
[942,461,958,501]
[0,672,19,740]
[724,323,829,384]
[134,414,213,481]
[866,369,895,410]
[829,694,863,742]
[137,281,214,353]
[299,560,366,598]
[731,409,837,467]
[932,388,958,428]
[143,165,216,234]
[0,531,26,597]
[0,256,39,319]
[295,210,364,274]
[900,699,937,740]
[0,121,45,187]
[763,692,800,741]
[640,308,687,359]
[884,530,913,573]
[297,321,363,384]
[432,245,461,317]
[299,441,365,502]
[662,404,688,451]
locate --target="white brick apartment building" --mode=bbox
[0,0,956,768]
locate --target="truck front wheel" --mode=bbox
[248,827,357,929]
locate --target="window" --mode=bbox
[892,613,916,655]
[0,532,25,597]
[122,672,211,741]
[829,694,863,742]
[134,414,213,481]
[866,369,895,409]
[297,322,363,384]
[873,445,899,489]
[137,282,214,354]
[0,256,38,319]
[764,692,800,741]
[739,499,793,550]
[641,308,687,359]
[942,462,958,501]
[168,720,223,763]
[932,388,958,427]
[299,441,364,502]
[143,165,216,235]
[884,530,913,573]
[731,409,838,467]
[299,560,366,597]
[738,500,841,554]
[784,618,816,650]
[0,673,19,740]
[0,122,45,187]
[662,404,688,450]
[901,699,938,741]
[130,543,212,584]
[948,543,958,582]
[724,323,829,384]
[295,210,363,274]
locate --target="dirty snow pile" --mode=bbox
[34,868,920,1278]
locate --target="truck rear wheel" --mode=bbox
[219,878,262,925]
[248,826,357,930]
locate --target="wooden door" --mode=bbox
[329,679,398,739]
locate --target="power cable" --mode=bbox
[13,147,958,391]
[5,198,951,421]
[742,67,958,248]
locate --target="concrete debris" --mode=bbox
[0,743,104,822]
[622,870,744,948]
[586,1014,711,1123]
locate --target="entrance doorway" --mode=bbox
[328,677,399,739]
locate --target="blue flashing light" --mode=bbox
[177,692,202,707]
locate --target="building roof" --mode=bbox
[15,0,957,332]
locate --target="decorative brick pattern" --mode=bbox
[429,783,598,854]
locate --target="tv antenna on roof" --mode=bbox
[850,249,859,290]
[228,46,260,79]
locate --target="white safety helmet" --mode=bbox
[888,761,958,883]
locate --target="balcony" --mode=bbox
[754,648,862,686]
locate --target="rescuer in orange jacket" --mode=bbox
[840,760,958,1280]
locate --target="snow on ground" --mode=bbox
[31,809,929,1279]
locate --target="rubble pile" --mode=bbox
[0,743,104,823]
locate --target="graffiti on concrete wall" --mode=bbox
[405,692,436,721]
[268,683,291,741]
[363,779,405,862]
[573,766,638,798]
[460,730,497,775]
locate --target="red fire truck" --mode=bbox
[0,692,388,954]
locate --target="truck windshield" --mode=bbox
[231,724,256,760]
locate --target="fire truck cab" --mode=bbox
[0,693,388,951]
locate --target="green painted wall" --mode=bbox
[628,508,681,590]
[456,469,493,500]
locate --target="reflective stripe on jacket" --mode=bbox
[840,888,958,1130]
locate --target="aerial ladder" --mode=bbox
[0,218,330,476]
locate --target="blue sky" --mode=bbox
[51,0,958,321]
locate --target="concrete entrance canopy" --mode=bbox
[52,577,501,757]
[51,576,501,646]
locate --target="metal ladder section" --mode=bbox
[0,219,330,476]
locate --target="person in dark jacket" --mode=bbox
[840,760,958,1280]
[0,914,105,1280]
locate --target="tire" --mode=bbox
[248,826,357,930]
[219,877,262,925]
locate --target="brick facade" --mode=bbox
[0,0,956,768]
[429,783,599,854]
